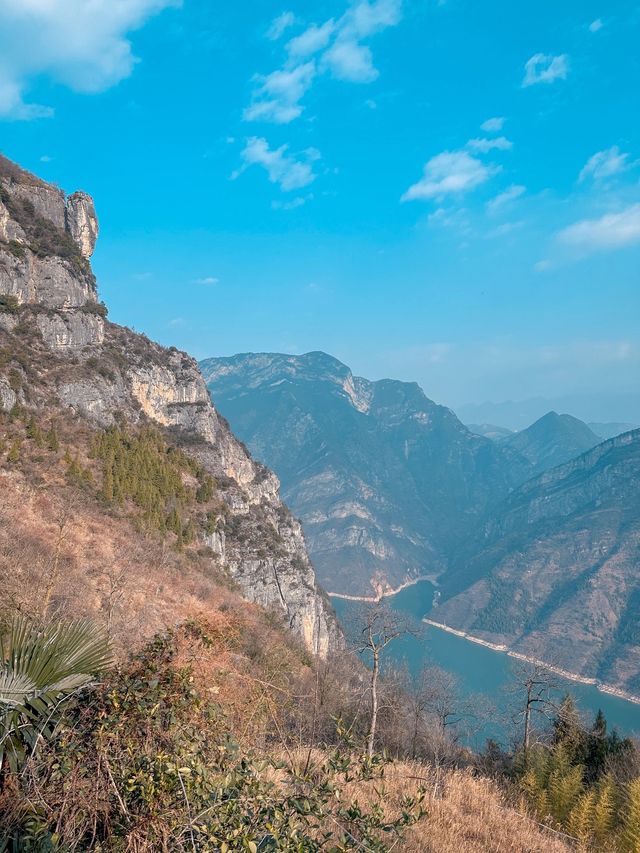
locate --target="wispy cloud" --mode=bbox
[272,194,313,210]
[486,184,526,213]
[243,61,316,124]
[232,137,319,191]
[579,146,631,182]
[287,20,335,58]
[193,276,219,285]
[267,11,296,41]
[323,0,402,82]
[467,136,513,153]
[589,18,604,33]
[0,0,178,120]
[402,150,498,202]
[557,204,640,251]
[480,116,505,133]
[522,53,569,87]
[245,0,402,123]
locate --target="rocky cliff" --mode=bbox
[200,351,533,596]
[435,429,640,691]
[0,154,339,657]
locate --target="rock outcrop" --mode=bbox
[0,153,340,657]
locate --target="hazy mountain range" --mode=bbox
[202,351,640,690]
[456,396,640,432]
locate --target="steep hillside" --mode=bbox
[200,352,531,596]
[434,429,640,692]
[0,153,339,656]
[501,411,601,475]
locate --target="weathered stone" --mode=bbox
[0,247,96,309]
[0,378,16,412]
[36,310,104,349]
[66,192,99,258]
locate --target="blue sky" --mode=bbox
[1,0,639,415]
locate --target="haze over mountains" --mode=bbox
[457,396,640,432]
[438,428,640,693]
[202,351,640,690]
[201,352,531,595]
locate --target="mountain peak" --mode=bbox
[503,410,601,475]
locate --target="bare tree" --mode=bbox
[509,660,559,759]
[356,603,416,758]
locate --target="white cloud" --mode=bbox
[272,195,312,210]
[323,0,402,82]
[579,146,630,182]
[287,20,335,58]
[245,0,402,123]
[558,204,640,251]
[0,0,178,120]
[243,61,316,124]
[467,136,513,153]
[480,116,505,133]
[522,53,569,87]
[232,137,318,192]
[322,40,378,82]
[486,184,526,213]
[401,150,497,202]
[589,18,603,33]
[488,220,525,238]
[267,11,295,41]
[194,276,219,285]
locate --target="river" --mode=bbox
[331,580,640,748]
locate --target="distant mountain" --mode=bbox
[501,412,601,477]
[456,394,640,431]
[434,430,640,692]
[589,422,639,441]
[467,423,514,440]
[200,352,530,596]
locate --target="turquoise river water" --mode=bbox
[331,580,640,748]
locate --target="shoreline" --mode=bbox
[423,618,640,707]
[327,574,439,603]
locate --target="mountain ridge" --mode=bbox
[0,153,340,656]
[436,427,640,691]
[201,350,533,596]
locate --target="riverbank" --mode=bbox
[423,618,640,706]
[328,573,440,603]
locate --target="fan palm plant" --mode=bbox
[0,616,112,777]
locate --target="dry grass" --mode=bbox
[268,749,572,852]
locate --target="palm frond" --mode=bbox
[0,616,112,774]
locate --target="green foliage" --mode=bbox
[0,294,19,313]
[80,301,108,318]
[621,779,640,852]
[65,455,93,489]
[1,627,426,851]
[0,616,112,776]
[90,426,217,544]
[6,439,21,464]
[45,425,59,453]
[517,704,638,848]
[25,416,44,448]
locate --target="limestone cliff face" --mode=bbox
[0,154,339,657]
